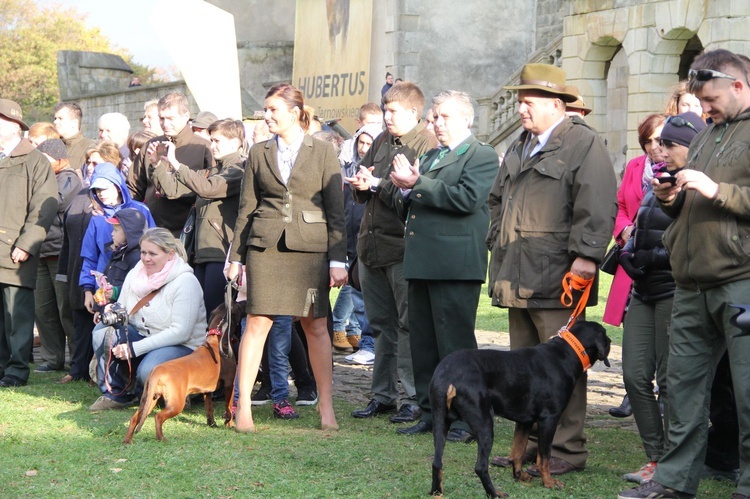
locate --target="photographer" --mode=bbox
[89,228,207,411]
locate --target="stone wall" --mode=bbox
[75,82,199,140]
[58,51,133,102]
[563,0,750,163]
[383,0,537,115]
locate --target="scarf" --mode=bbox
[130,257,177,299]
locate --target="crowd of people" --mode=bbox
[1,48,750,498]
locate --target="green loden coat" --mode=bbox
[402,136,499,281]
[486,116,617,309]
[0,139,59,289]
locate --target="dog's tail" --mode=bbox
[133,377,163,434]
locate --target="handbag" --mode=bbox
[600,243,621,275]
[180,205,197,265]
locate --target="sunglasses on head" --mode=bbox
[688,68,736,82]
[665,115,699,133]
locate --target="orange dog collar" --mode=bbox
[558,329,591,371]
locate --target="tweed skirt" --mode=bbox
[244,235,329,318]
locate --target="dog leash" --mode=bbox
[220,277,238,359]
[557,271,594,371]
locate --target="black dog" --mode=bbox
[429,320,611,498]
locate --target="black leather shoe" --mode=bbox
[389,404,422,423]
[351,399,397,418]
[396,420,433,435]
[609,394,632,418]
[447,428,476,443]
[0,375,27,387]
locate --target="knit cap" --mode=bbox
[37,138,68,160]
[660,112,705,147]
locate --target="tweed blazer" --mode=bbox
[229,134,346,264]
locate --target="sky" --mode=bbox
[41,0,177,69]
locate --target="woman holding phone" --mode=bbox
[618,112,705,485]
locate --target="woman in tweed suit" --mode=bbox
[228,84,347,432]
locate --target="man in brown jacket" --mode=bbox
[53,102,95,174]
[128,92,213,236]
[346,82,438,427]
[486,64,616,474]
[0,99,59,387]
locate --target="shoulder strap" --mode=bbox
[128,289,159,316]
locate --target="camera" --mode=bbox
[100,303,129,327]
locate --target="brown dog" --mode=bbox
[123,301,242,444]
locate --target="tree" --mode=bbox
[0,0,172,124]
[0,0,114,122]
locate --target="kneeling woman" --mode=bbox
[89,228,207,411]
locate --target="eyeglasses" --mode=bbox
[666,115,699,133]
[688,68,736,82]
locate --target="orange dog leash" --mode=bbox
[557,271,594,370]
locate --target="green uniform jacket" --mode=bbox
[402,136,499,281]
[152,151,245,264]
[487,117,616,308]
[353,122,438,268]
[229,134,346,264]
[662,108,750,291]
[0,138,59,288]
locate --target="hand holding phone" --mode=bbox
[656,175,677,186]
[156,142,169,157]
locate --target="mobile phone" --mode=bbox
[156,142,168,156]
[656,175,677,185]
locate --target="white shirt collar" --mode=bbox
[530,114,566,156]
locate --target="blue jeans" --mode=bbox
[268,316,293,402]
[332,284,374,352]
[93,323,193,403]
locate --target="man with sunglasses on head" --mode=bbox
[619,49,750,499]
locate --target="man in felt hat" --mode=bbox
[0,99,59,387]
[486,64,617,474]
[564,85,593,118]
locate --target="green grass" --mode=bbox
[0,378,735,498]
[1,272,732,497]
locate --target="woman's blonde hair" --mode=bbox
[140,227,187,261]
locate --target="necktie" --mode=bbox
[429,147,449,171]
[525,135,538,160]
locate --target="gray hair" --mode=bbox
[140,227,188,261]
[431,90,475,123]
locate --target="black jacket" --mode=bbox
[624,188,675,302]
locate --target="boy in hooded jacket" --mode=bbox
[79,163,154,315]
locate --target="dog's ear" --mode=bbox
[594,326,611,368]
